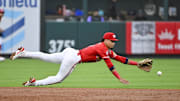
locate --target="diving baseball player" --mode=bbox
[10,32,152,86]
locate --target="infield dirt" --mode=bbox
[0,87,179,101]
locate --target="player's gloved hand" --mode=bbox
[119,78,129,84]
[137,58,153,72]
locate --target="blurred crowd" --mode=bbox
[45,0,179,22]
[45,0,147,22]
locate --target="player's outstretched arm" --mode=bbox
[111,68,129,84]
[112,51,138,65]
[103,58,129,84]
[119,77,129,84]
[112,51,153,72]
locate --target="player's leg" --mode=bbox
[23,48,81,86]
[0,56,5,61]
[22,51,64,64]
[10,47,66,64]
[32,61,77,86]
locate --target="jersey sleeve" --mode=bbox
[96,45,122,80]
[96,49,114,68]
[114,55,128,64]
[104,58,113,68]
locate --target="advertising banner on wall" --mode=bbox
[126,21,156,54]
[0,0,40,53]
[175,22,180,54]
[155,22,176,54]
[126,21,180,55]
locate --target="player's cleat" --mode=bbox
[23,77,36,86]
[10,47,25,60]
[0,56,5,61]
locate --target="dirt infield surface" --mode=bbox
[0,87,180,101]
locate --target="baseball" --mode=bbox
[157,71,162,76]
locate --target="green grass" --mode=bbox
[0,58,180,89]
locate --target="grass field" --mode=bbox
[0,58,180,89]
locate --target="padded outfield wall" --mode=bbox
[43,21,126,54]
[43,21,180,55]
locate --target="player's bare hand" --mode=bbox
[119,78,129,84]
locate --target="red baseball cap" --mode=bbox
[103,32,118,41]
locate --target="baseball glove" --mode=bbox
[137,58,153,72]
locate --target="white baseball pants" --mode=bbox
[21,48,81,86]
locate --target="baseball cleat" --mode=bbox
[10,47,25,60]
[23,77,36,86]
[0,56,5,61]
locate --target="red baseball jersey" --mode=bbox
[79,42,114,67]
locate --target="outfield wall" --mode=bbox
[43,21,180,55]
[44,21,126,54]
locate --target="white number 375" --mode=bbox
[48,40,75,53]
